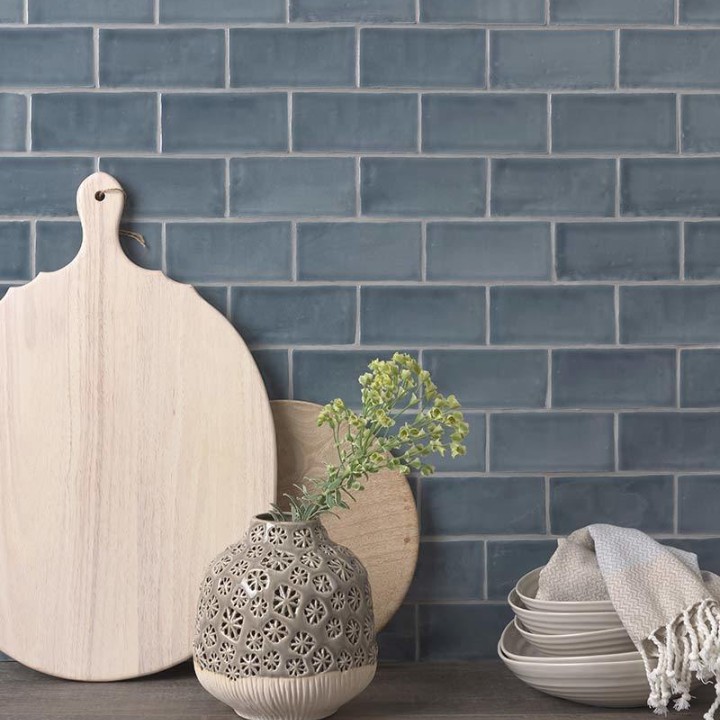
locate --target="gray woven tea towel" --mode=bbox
[538,525,720,718]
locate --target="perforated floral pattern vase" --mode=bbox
[194,515,378,720]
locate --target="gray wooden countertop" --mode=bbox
[0,660,714,719]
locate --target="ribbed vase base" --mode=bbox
[195,661,377,720]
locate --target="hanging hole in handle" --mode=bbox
[95,191,106,202]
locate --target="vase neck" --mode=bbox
[244,515,328,552]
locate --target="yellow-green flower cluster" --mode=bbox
[272,352,469,522]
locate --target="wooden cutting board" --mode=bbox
[0,173,276,681]
[272,400,419,631]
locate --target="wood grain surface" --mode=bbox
[0,660,714,719]
[271,400,419,632]
[0,173,276,681]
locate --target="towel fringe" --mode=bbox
[644,599,720,718]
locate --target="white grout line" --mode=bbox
[673,475,679,533]
[482,539,488,600]
[676,347,682,408]
[287,92,293,152]
[485,158,491,217]
[24,94,31,151]
[614,29,620,89]
[614,284,620,344]
[550,221,557,281]
[226,285,232,320]
[354,26,361,88]
[156,92,162,152]
[679,221,686,280]
[675,0,680,25]
[354,156,361,216]
[287,348,294,398]
[93,27,100,87]
[545,349,552,408]
[546,94,552,152]
[286,0,291,24]
[676,93,683,152]
[224,28,230,88]
[354,285,361,345]
[614,158,621,216]
[416,93,422,153]
[153,0,160,24]
[484,412,491,472]
[160,221,167,274]
[224,158,230,217]
[420,220,427,280]
[29,219,36,276]
[290,221,298,280]
[613,413,619,471]
[485,29,491,88]
[415,0,420,24]
[22,0,27,24]
[484,286,490,344]
[544,476,551,533]
[545,0,550,24]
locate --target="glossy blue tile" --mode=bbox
[162,0,285,22]
[678,476,720,533]
[163,94,287,153]
[422,94,547,153]
[682,96,720,153]
[36,221,162,272]
[553,350,676,409]
[0,158,93,216]
[100,158,225,218]
[486,540,557,600]
[101,30,225,88]
[620,286,720,344]
[553,94,676,153]
[492,159,615,217]
[293,350,417,407]
[550,475,674,535]
[667,538,720,575]
[230,286,356,345]
[621,31,720,88]
[426,222,551,281]
[491,286,615,345]
[421,476,546,536]
[293,93,417,152]
[377,605,416,663]
[424,350,548,408]
[681,0,720,22]
[556,222,679,280]
[166,223,291,283]
[621,412,720,471]
[361,286,485,345]
[0,223,30,281]
[681,350,720,407]
[292,0,415,21]
[33,93,156,152]
[231,158,355,217]
[362,158,486,217]
[419,604,513,660]
[552,0,674,23]
[622,159,720,216]
[685,223,720,279]
[0,29,93,87]
[422,0,544,23]
[252,349,290,400]
[361,29,485,88]
[0,94,26,151]
[491,31,614,89]
[231,29,355,88]
[29,0,153,22]
[0,0,21,21]
[407,541,484,602]
[490,413,615,472]
[297,223,421,281]
[195,286,228,316]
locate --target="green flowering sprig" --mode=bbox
[271,352,469,522]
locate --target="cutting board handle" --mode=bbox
[76,172,127,264]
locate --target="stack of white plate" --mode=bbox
[499,567,648,707]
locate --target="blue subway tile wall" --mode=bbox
[3,0,720,664]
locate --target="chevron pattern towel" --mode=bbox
[538,525,720,719]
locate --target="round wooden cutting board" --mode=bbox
[0,173,276,680]
[272,399,419,631]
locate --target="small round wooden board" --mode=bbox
[271,399,419,631]
[0,173,276,680]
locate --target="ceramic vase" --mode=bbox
[194,515,378,720]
